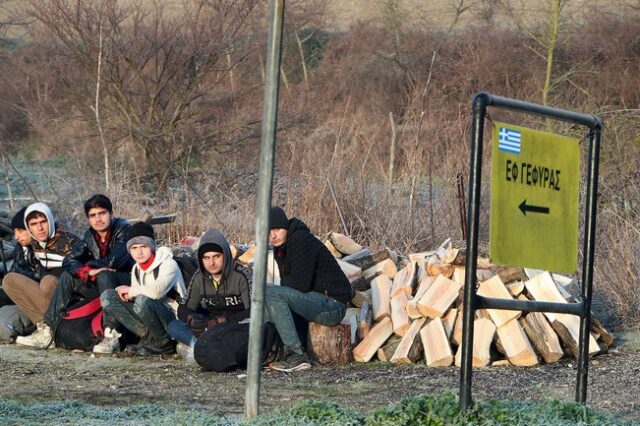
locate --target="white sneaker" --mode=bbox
[176,342,196,364]
[16,322,54,349]
[92,327,122,354]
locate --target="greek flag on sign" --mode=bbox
[498,127,522,154]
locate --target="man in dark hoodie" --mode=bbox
[60,194,134,353]
[265,207,353,372]
[168,228,251,362]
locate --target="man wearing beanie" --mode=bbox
[61,194,134,353]
[264,206,353,372]
[99,221,186,356]
[168,228,251,363]
[7,202,80,349]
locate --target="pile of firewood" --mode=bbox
[305,232,614,367]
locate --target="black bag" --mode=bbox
[194,321,281,372]
[54,297,104,351]
[136,255,199,302]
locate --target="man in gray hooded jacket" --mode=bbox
[168,228,251,361]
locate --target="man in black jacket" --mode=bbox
[265,207,353,372]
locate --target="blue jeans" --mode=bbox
[263,284,347,353]
[100,289,175,339]
[167,319,197,347]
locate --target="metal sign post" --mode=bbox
[245,0,285,418]
[460,92,602,410]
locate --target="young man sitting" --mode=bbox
[100,222,186,356]
[7,203,80,348]
[168,228,251,363]
[264,207,353,372]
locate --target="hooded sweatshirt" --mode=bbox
[24,203,80,273]
[128,246,187,314]
[179,229,251,321]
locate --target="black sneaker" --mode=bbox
[124,335,175,356]
[269,351,311,372]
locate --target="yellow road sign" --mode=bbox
[490,122,580,273]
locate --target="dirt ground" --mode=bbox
[1,337,639,423]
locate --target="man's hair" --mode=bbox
[25,211,47,224]
[84,194,113,216]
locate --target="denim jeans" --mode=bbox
[167,319,197,347]
[45,272,99,331]
[100,289,175,339]
[263,284,347,353]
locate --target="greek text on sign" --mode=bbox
[490,122,580,273]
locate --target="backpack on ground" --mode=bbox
[54,297,104,351]
[194,321,281,372]
[137,254,199,303]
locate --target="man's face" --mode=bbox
[269,228,287,247]
[129,243,153,264]
[27,214,50,242]
[201,251,224,276]
[13,228,31,246]
[87,207,112,233]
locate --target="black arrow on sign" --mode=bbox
[518,199,550,216]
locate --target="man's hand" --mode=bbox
[116,285,132,302]
[207,316,226,329]
[189,313,208,337]
[89,267,116,277]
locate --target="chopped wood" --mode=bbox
[391,261,417,297]
[307,322,353,364]
[417,275,462,319]
[352,289,372,308]
[329,232,363,255]
[495,318,539,366]
[390,291,410,336]
[371,275,392,322]
[237,245,256,265]
[341,248,372,264]
[344,249,391,270]
[452,304,463,346]
[477,275,522,327]
[390,317,426,364]
[363,258,397,280]
[324,238,342,258]
[520,312,563,363]
[426,257,454,278]
[492,360,511,366]
[454,318,496,367]
[377,335,401,362]
[525,272,599,355]
[442,308,458,340]
[452,267,465,286]
[406,276,435,319]
[421,317,453,367]
[591,315,615,348]
[354,317,394,362]
[506,281,525,297]
[496,266,528,284]
[341,308,360,345]
[408,251,435,264]
[359,301,371,340]
[336,258,362,282]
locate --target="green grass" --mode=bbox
[1,393,634,426]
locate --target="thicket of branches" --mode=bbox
[0,0,639,327]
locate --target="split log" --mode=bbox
[525,272,599,355]
[426,256,454,278]
[454,318,496,367]
[452,304,463,346]
[324,238,342,258]
[421,317,454,367]
[442,308,458,340]
[406,276,435,319]
[358,302,371,340]
[345,249,391,270]
[391,261,417,297]
[591,315,614,348]
[452,267,465,286]
[408,251,435,265]
[354,317,394,362]
[495,319,539,366]
[506,281,525,297]
[352,289,372,308]
[417,275,462,319]
[341,248,372,264]
[496,266,528,284]
[390,317,426,364]
[341,308,360,345]
[520,312,563,363]
[390,292,410,336]
[336,258,362,283]
[377,335,402,362]
[329,232,363,255]
[237,245,256,265]
[477,275,521,327]
[307,322,353,364]
[363,258,397,280]
[371,275,392,322]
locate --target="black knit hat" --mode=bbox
[269,206,289,230]
[198,243,224,259]
[84,194,113,216]
[126,222,156,252]
[10,207,27,230]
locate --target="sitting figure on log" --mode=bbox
[100,221,186,356]
[264,206,353,372]
[168,228,251,364]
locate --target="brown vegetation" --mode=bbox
[0,1,639,327]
